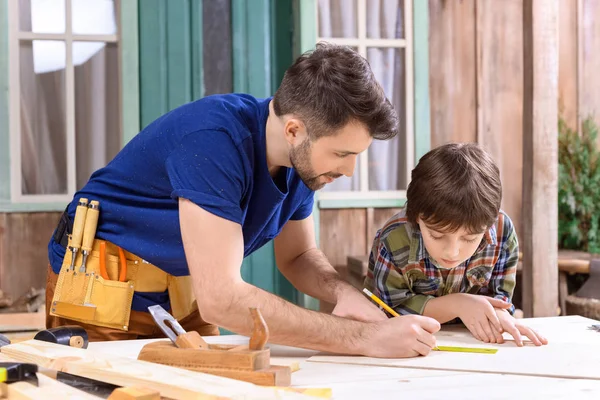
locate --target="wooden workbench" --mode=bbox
[89,316,600,399]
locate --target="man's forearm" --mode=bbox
[199,280,371,354]
[278,248,353,304]
[422,294,461,324]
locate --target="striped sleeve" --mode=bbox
[486,213,518,314]
[364,229,434,316]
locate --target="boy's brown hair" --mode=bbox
[272,42,398,141]
[406,143,502,234]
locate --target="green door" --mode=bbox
[138,0,299,306]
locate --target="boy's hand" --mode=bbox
[495,308,548,346]
[455,294,511,343]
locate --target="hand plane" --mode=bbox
[137,306,290,386]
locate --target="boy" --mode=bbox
[364,143,548,347]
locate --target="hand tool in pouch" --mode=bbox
[67,198,88,272]
[138,306,291,386]
[79,200,100,273]
[99,241,128,282]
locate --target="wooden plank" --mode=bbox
[521,0,559,318]
[0,354,98,400]
[428,0,477,146]
[108,386,160,400]
[0,311,45,332]
[558,0,578,130]
[580,0,600,134]
[0,212,61,300]
[308,317,600,380]
[475,0,524,236]
[0,373,99,400]
[1,340,313,400]
[319,209,367,268]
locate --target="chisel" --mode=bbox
[67,198,88,272]
[79,200,100,273]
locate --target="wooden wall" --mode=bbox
[0,212,60,300]
[320,208,402,268]
[320,0,600,271]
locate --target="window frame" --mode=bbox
[307,0,430,209]
[5,0,124,207]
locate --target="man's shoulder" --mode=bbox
[160,93,269,142]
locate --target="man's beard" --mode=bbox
[290,139,341,191]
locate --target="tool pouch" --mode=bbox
[50,239,138,331]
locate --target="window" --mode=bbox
[8,0,121,203]
[315,0,413,203]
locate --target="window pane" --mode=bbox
[366,0,405,39]
[318,0,358,38]
[74,42,121,190]
[73,0,118,35]
[367,47,406,191]
[19,0,66,33]
[20,40,68,195]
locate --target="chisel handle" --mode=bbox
[81,201,100,253]
[70,198,88,250]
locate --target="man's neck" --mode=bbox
[265,100,291,177]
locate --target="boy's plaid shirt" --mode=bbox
[364,208,518,316]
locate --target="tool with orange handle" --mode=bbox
[99,241,128,281]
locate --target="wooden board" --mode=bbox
[429,0,477,146]
[521,0,559,318]
[558,0,578,130]
[475,0,524,236]
[0,311,45,333]
[581,0,600,138]
[307,317,600,380]
[0,340,314,400]
[0,212,61,300]
[319,209,367,268]
[0,372,99,400]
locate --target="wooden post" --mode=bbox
[521,0,559,317]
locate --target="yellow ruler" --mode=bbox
[434,346,498,354]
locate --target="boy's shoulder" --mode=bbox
[374,209,416,252]
[494,209,518,244]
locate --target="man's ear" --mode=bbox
[283,118,307,145]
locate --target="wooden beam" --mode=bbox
[521,0,559,317]
[0,340,313,400]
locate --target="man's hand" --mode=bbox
[495,308,548,347]
[455,294,512,343]
[331,287,387,322]
[360,315,441,358]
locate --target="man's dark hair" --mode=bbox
[406,143,503,234]
[273,42,398,140]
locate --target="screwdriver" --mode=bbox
[79,200,100,273]
[67,198,88,272]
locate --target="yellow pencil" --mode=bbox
[362,288,498,354]
[362,288,400,317]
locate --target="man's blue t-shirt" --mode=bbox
[48,94,315,311]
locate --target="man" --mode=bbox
[47,43,440,358]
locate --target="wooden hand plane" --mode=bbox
[137,305,290,387]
